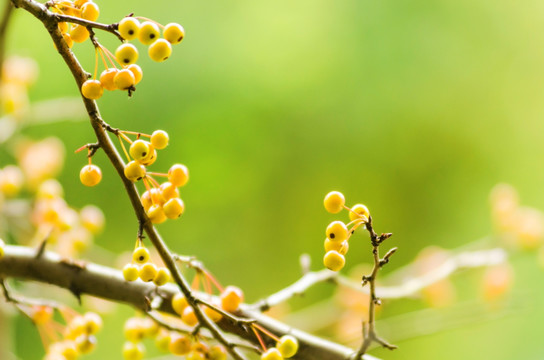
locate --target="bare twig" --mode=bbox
[353,216,397,358]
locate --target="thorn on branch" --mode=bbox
[35,238,48,259]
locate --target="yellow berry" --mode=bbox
[113,68,135,90]
[80,164,102,186]
[349,204,370,221]
[115,43,139,66]
[59,21,68,33]
[81,1,99,21]
[168,164,189,187]
[124,160,146,182]
[324,191,345,214]
[129,140,151,161]
[209,345,227,360]
[163,197,185,219]
[204,302,223,322]
[277,335,298,358]
[220,286,244,312]
[169,334,192,355]
[153,267,170,286]
[0,238,4,259]
[81,79,103,100]
[139,262,158,282]
[70,25,89,43]
[123,341,145,360]
[123,263,139,281]
[159,182,179,201]
[150,130,169,149]
[62,33,73,48]
[187,350,207,360]
[119,17,140,41]
[132,246,150,264]
[261,348,283,360]
[147,204,167,224]
[154,329,171,352]
[140,190,152,210]
[127,64,143,85]
[74,0,89,7]
[124,318,145,342]
[148,39,172,62]
[80,205,105,234]
[181,306,198,326]
[324,238,349,255]
[75,334,96,354]
[32,305,53,325]
[0,165,23,196]
[326,221,348,242]
[99,68,118,91]
[138,21,160,45]
[139,149,157,166]
[323,250,345,272]
[83,312,102,334]
[163,23,185,44]
[171,293,188,315]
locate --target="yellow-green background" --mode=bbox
[3,0,544,359]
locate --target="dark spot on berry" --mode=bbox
[150,34,156,39]
[351,230,355,234]
[330,233,335,239]
[163,56,169,60]
[139,256,144,261]
[128,30,134,35]
[137,176,142,180]
[142,152,147,156]
[124,59,129,63]
[178,36,183,42]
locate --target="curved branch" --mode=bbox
[9,0,245,358]
[0,245,379,360]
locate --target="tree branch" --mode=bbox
[9,0,246,357]
[0,244,380,360]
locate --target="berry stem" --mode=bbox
[122,130,151,138]
[145,174,161,188]
[134,16,164,28]
[251,325,267,352]
[117,134,131,162]
[145,171,168,178]
[253,323,280,342]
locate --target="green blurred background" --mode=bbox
[4,0,544,358]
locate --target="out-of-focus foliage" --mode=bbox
[3,0,544,359]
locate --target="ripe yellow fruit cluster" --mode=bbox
[0,56,38,118]
[50,0,101,47]
[43,311,103,360]
[122,316,227,360]
[322,191,370,272]
[119,130,188,224]
[122,244,171,286]
[33,179,105,256]
[80,14,185,100]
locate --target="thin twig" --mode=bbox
[353,216,397,358]
[0,0,13,82]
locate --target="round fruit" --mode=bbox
[80,165,102,186]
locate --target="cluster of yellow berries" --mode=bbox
[41,309,103,360]
[33,179,105,256]
[0,56,38,118]
[260,335,299,360]
[122,242,170,285]
[49,0,101,47]
[322,191,370,272]
[121,315,227,360]
[124,130,187,223]
[77,12,184,99]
